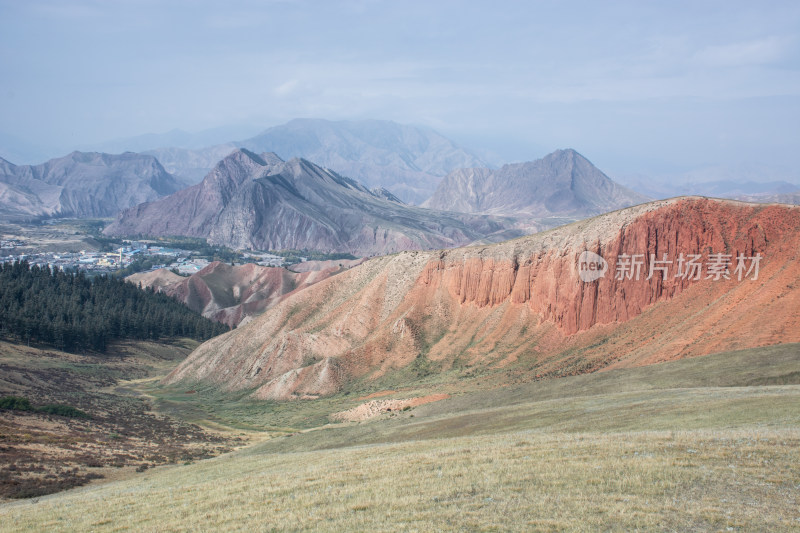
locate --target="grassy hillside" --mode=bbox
[0,340,241,499]
[146,342,800,433]
[1,343,798,531]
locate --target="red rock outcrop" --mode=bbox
[164,198,800,400]
[421,197,783,335]
[129,261,353,327]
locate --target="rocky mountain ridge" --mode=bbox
[732,191,800,205]
[147,118,487,204]
[104,149,521,256]
[0,151,183,220]
[424,149,649,218]
[163,197,800,400]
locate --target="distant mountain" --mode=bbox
[145,144,238,184]
[424,149,649,218]
[619,178,800,200]
[143,119,488,204]
[0,152,184,220]
[236,119,487,204]
[732,191,800,205]
[691,180,800,198]
[83,124,264,154]
[617,162,800,200]
[104,149,520,256]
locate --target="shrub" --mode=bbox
[0,396,33,411]
[0,396,89,418]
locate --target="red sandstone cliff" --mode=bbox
[164,198,800,399]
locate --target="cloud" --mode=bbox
[693,36,794,67]
[274,79,300,97]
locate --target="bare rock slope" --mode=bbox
[164,197,800,400]
[424,149,649,218]
[104,149,520,256]
[0,152,183,220]
[128,261,359,328]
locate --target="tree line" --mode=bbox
[0,260,229,353]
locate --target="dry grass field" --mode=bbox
[1,428,798,531]
[0,339,240,499]
[1,344,798,531]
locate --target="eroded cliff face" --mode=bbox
[129,261,358,328]
[164,198,800,400]
[421,197,780,335]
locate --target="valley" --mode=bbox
[0,339,243,501]
[4,1,800,529]
[2,193,798,530]
[1,194,799,531]
[1,343,798,530]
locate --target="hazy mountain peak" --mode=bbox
[0,151,183,220]
[547,147,579,158]
[105,154,518,255]
[202,149,274,192]
[133,119,488,204]
[235,118,487,204]
[230,148,268,166]
[426,149,649,218]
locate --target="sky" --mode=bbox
[1,0,799,181]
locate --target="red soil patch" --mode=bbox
[331,393,451,422]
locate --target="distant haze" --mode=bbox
[0,1,798,186]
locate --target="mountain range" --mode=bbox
[164,197,800,400]
[104,149,521,256]
[616,163,800,201]
[424,149,649,218]
[4,119,799,207]
[0,151,184,221]
[146,119,487,204]
[733,191,800,204]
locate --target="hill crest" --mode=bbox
[163,196,800,400]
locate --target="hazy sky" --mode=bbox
[1,0,798,178]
